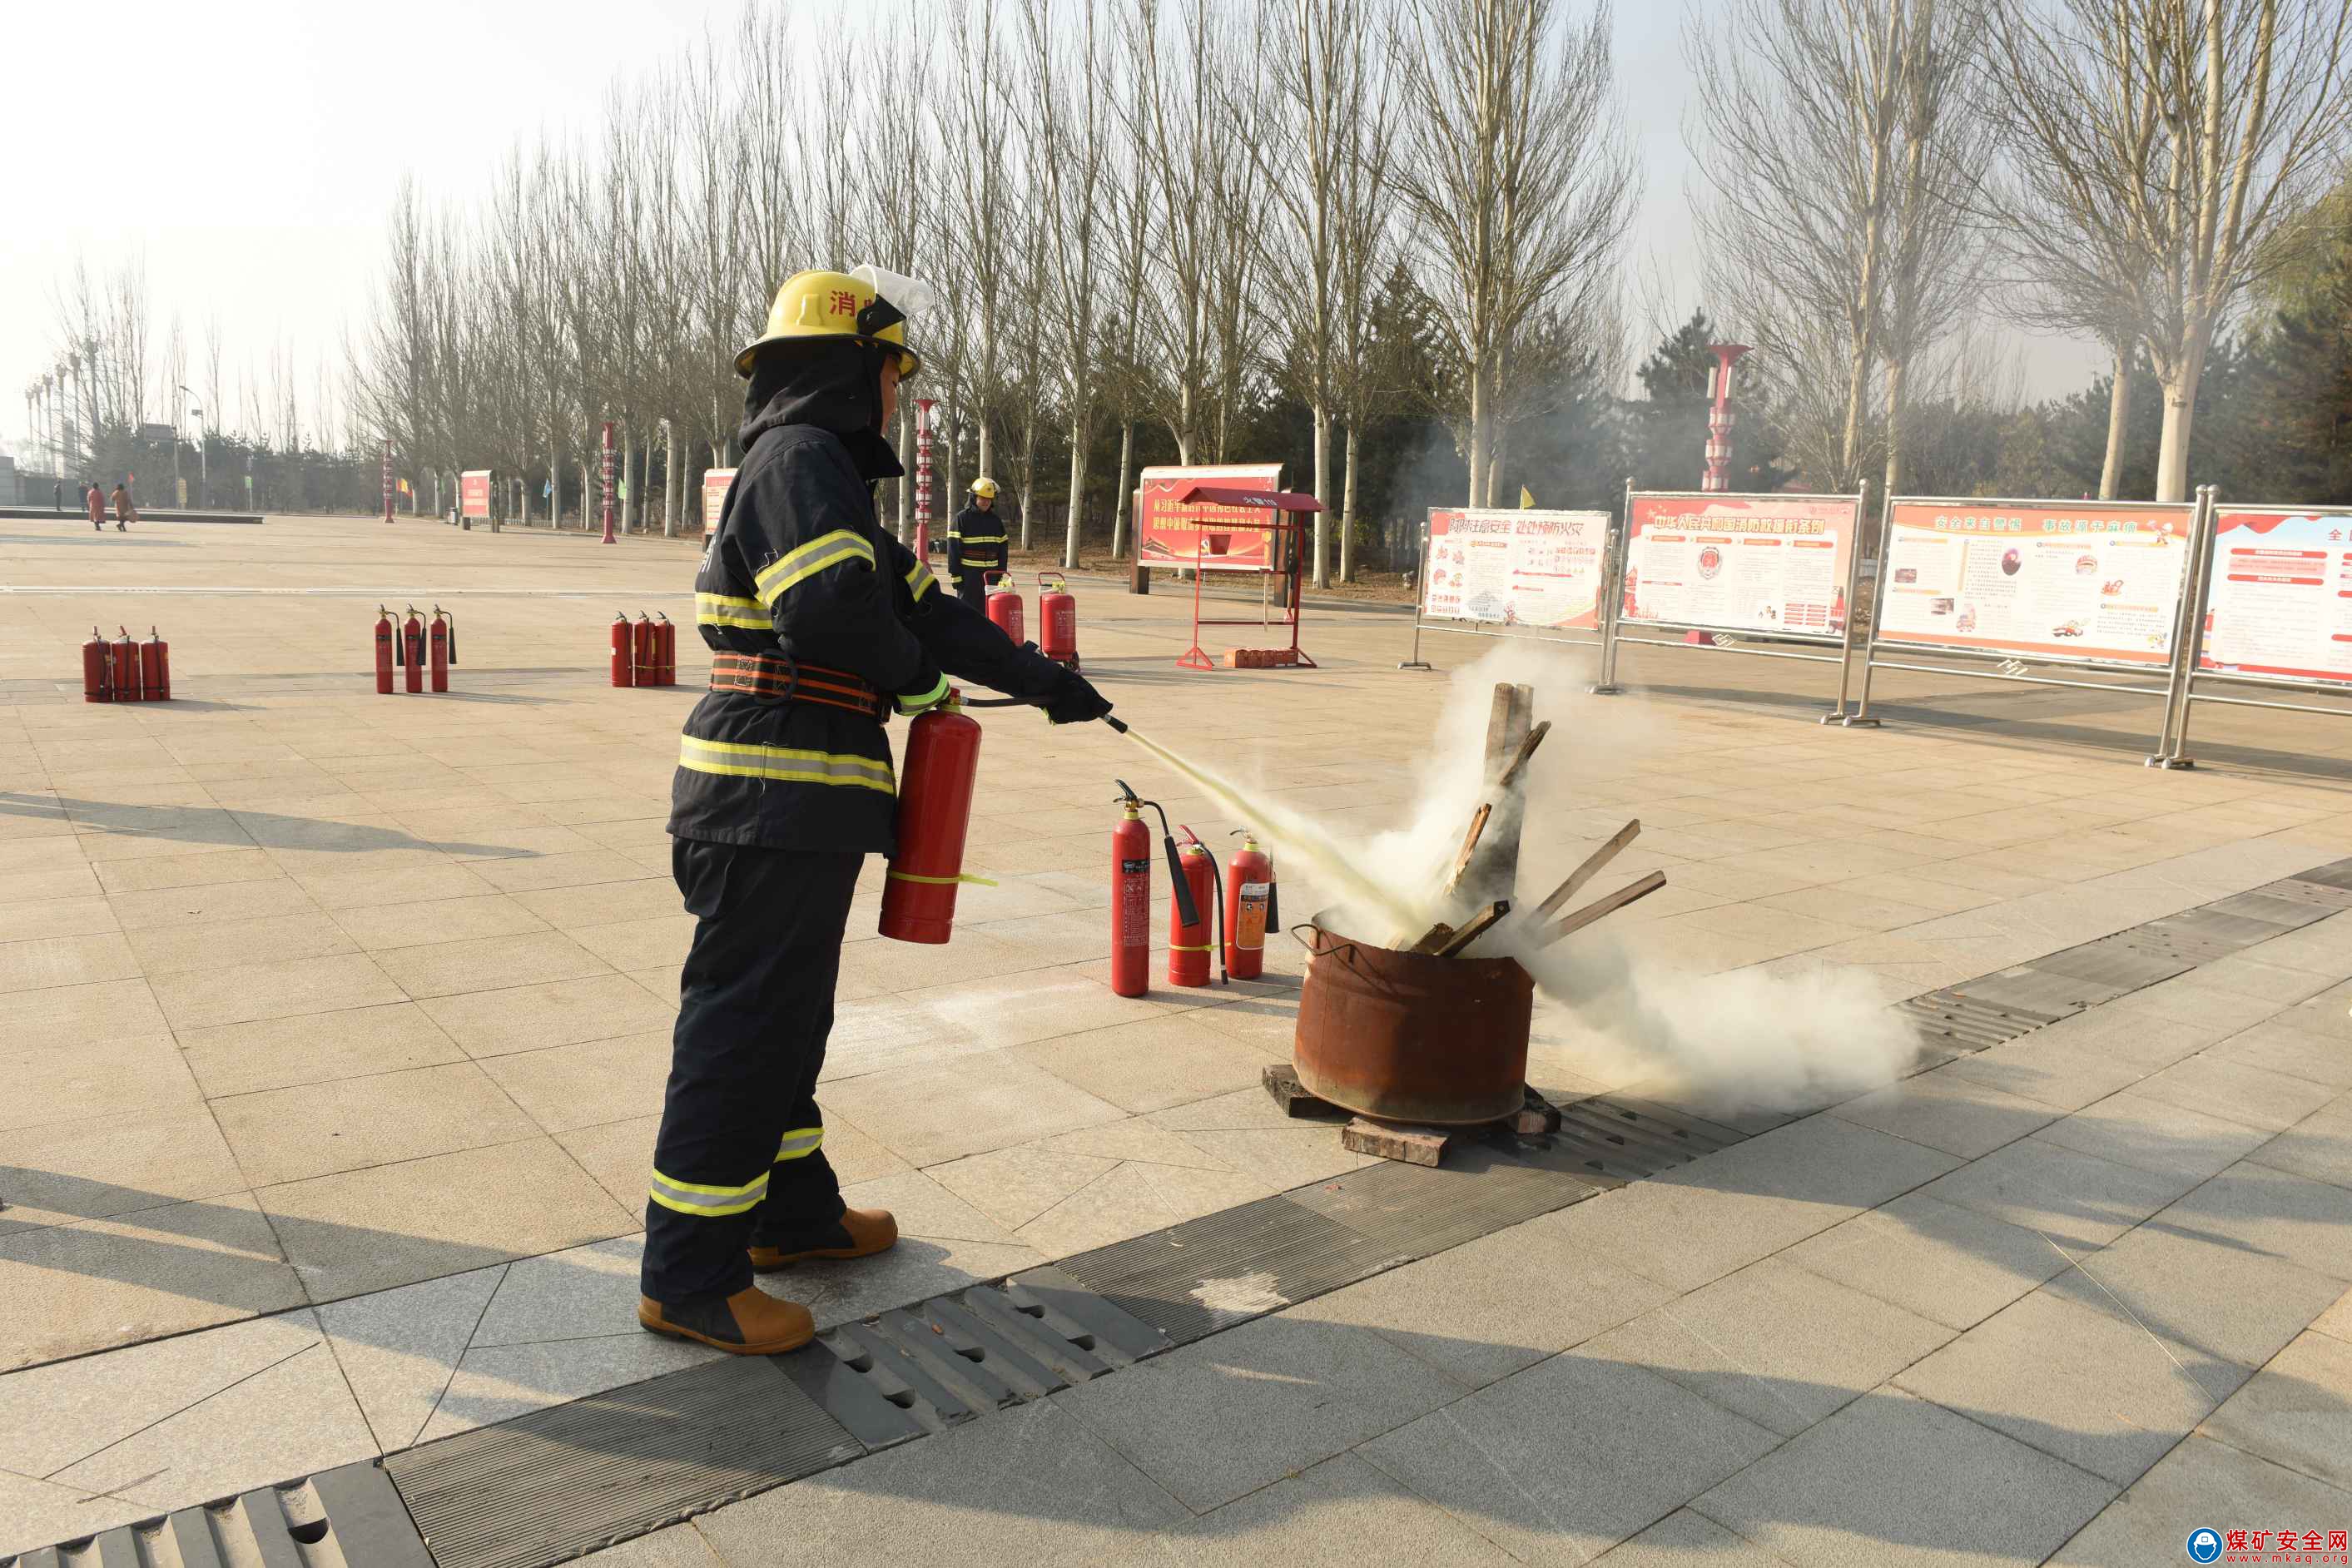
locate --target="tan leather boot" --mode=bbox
[638,1284,815,1355]
[748,1206,899,1270]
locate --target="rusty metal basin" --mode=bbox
[1293,913,1533,1126]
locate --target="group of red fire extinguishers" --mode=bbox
[372,605,458,694]
[80,627,171,702]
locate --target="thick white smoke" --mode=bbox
[1144,643,1917,1115]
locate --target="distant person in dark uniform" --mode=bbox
[53,479,63,514]
[948,479,1009,611]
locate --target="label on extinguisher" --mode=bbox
[1236,882,1270,946]
[1121,859,1149,875]
[1117,866,1150,947]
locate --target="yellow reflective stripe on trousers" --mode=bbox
[648,1167,769,1218]
[905,560,937,601]
[677,737,896,791]
[776,1126,824,1162]
[754,529,875,606]
[695,592,768,630]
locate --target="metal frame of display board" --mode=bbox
[1840,490,2206,742]
[2152,490,2352,769]
[1590,483,1872,714]
[1398,509,1611,671]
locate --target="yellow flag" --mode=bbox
[1519,486,1536,509]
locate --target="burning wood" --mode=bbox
[1433,900,1511,957]
[1535,819,1640,917]
[1441,802,1493,896]
[1531,871,1666,950]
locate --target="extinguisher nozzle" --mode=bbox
[1104,715,1129,734]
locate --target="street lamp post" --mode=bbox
[1702,344,1753,492]
[179,388,207,506]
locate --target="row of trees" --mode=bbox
[354,0,1634,583]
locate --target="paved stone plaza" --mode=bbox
[1,511,2348,1563]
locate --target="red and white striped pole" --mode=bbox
[1702,344,1751,493]
[599,421,617,545]
[913,399,935,563]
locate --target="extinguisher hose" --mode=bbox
[438,607,456,665]
[1207,846,1227,985]
[963,694,1128,734]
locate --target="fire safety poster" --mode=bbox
[459,469,492,520]
[702,468,736,541]
[1876,500,2194,665]
[2198,508,2352,685]
[1622,494,1858,640]
[1137,464,1284,572]
[1422,508,1610,629]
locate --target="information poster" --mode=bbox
[1137,463,1284,572]
[1623,494,1858,639]
[1877,500,2193,664]
[458,469,492,521]
[702,468,737,541]
[2198,507,2352,686]
[1422,508,1610,630]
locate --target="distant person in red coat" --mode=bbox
[85,482,105,533]
[111,483,136,531]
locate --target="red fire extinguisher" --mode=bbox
[429,606,454,693]
[375,607,395,694]
[141,627,170,702]
[82,627,112,703]
[1224,829,1275,981]
[610,612,635,687]
[1110,781,1202,998]
[985,572,1025,644]
[653,613,676,687]
[878,694,986,945]
[112,627,144,702]
[1169,828,1218,988]
[1038,573,1079,669]
[633,613,657,687]
[402,607,425,693]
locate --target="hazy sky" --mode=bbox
[1,0,2100,459]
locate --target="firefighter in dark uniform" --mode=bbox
[948,479,1009,611]
[638,268,1114,1355]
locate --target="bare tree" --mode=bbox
[1985,0,2352,500]
[1395,0,1636,505]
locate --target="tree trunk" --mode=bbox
[1882,357,1907,499]
[1839,332,1871,489]
[1340,423,1359,583]
[1466,363,1488,509]
[942,412,960,529]
[975,412,992,491]
[1064,420,1087,570]
[1311,405,1332,588]
[896,403,912,543]
[1018,405,1037,553]
[2155,329,2211,504]
[2098,350,2131,500]
[621,424,635,532]
[1110,419,1134,560]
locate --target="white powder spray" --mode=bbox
[1125,644,1917,1115]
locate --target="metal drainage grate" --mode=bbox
[2254,877,2352,912]
[384,1357,856,1568]
[2280,858,2352,892]
[779,1273,1167,1446]
[1286,1155,1599,1258]
[1048,1195,1410,1347]
[1535,1095,1755,1182]
[2025,939,2192,992]
[1943,965,2127,1021]
[2204,890,2338,930]
[1,1464,430,1568]
[2155,906,2312,949]
[1893,989,2062,1057]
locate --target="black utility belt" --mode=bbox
[707,653,883,718]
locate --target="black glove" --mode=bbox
[1042,667,1114,725]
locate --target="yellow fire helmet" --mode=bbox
[736,268,924,380]
[970,478,1000,499]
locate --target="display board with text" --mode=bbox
[2198,506,2352,686]
[1876,499,2195,666]
[1422,508,1611,630]
[702,468,737,542]
[459,470,492,522]
[1137,464,1285,572]
[1621,493,1858,640]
